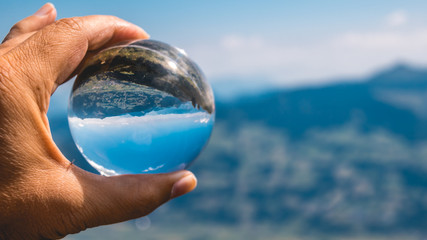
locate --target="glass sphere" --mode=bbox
[68,39,215,175]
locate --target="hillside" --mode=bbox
[55,64,427,239]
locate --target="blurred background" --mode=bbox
[2,1,427,239]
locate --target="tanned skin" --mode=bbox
[0,3,197,239]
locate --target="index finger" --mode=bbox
[3,15,149,107]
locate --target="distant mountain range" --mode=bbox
[217,64,427,141]
[55,64,427,239]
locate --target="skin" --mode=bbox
[0,3,197,239]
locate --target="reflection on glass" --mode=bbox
[68,40,215,175]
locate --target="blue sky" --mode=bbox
[1,0,427,89]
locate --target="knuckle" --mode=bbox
[137,178,169,211]
[115,176,166,217]
[3,22,26,42]
[10,22,25,34]
[55,17,84,33]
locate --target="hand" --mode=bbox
[0,3,197,239]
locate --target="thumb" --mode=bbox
[71,167,197,230]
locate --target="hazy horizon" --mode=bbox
[1,1,427,90]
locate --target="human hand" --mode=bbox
[0,3,197,239]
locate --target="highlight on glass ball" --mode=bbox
[68,39,215,176]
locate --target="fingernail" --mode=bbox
[34,3,53,16]
[171,174,197,199]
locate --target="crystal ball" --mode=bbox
[68,39,215,175]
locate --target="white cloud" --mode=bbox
[220,35,263,49]
[385,10,408,28]
[185,27,427,88]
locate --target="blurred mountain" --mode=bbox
[211,76,276,101]
[58,63,427,239]
[217,63,427,141]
